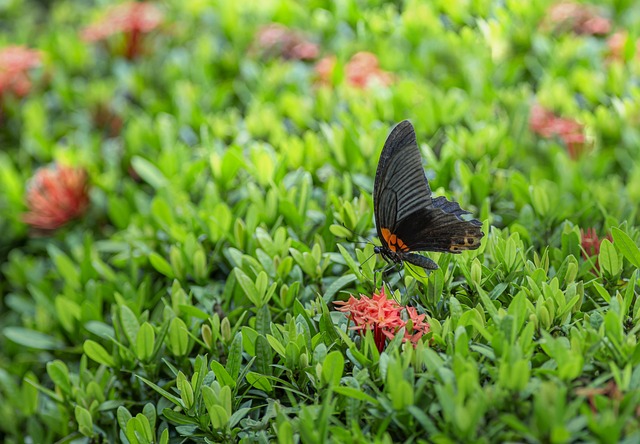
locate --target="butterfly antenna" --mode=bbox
[358,251,377,271]
[339,222,376,247]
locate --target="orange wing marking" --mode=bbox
[381,228,410,252]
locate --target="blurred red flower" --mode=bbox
[607,31,640,62]
[543,2,611,35]
[345,52,393,88]
[529,103,586,159]
[23,164,90,231]
[334,287,430,352]
[81,2,163,59]
[314,55,337,86]
[315,52,393,89]
[0,45,41,98]
[580,227,613,271]
[254,24,319,61]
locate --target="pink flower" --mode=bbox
[607,31,640,62]
[314,55,337,86]
[253,24,319,61]
[0,45,41,98]
[81,2,163,59]
[529,104,586,159]
[335,288,430,352]
[345,52,393,89]
[581,228,612,257]
[315,52,394,89]
[23,164,90,232]
[543,2,611,35]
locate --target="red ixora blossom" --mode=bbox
[315,52,393,89]
[529,103,586,159]
[0,45,41,98]
[23,164,90,231]
[543,2,611,36]
[334,288,430,352]
[81,2,163,59]
[607,31,640,62]
[253,23,319,61]
[580,227,613,271]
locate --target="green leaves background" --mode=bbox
[1,0,640,442]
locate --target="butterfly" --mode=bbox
[373,120,484,270]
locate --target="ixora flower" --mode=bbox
[81,2,163,59]
[529,103,586,160]
[334,288,430,352]
[23,164,90,232]
[315,52,393,89]
[0,45,41,99]
[253,23,319,60]
[580,227,612,261]
[607,31,640,62]
[542,1,611,35]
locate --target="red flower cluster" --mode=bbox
[316,52,393,89]
[81,2,163,59]
[580,228,612,258]
[253,24,319,61]
[543,2,611,35]
[0,45,41,98]
[23,164,90,232]
[334,287,430,352]
[529,103,586,159]
[607,31,640,62]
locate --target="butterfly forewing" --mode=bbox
[373,120,433,239]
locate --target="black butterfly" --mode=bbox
[373,120,484,270]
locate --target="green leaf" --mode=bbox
[321,350,344,386]
[83,340,116,367]
[117,406,133,431]
[119,305,140,346]
[136,322,155,362]
[46,360,71,394]
[333,386,379,404]
[235,268,260,307]
[323,274,357,303]
[47,245,80,290]
[137,375,184,408]
[167,317,189,357]
[131,156,168,189]
[4,327,64,350]
[149,252,175,278]
[210,360,235,388]
[75,406,94,437]
[599,239,621,277]
[612,227,640,269]
[246,371,273,392]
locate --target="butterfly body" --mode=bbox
[373,120,484,270]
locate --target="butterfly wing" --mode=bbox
[373,120,433,245]
[374,120,484,254]
[393,201,484,253]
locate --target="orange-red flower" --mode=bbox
[529,103,586,159]
[81,2,163,59]
[334,287,430,352]
[543,2,611,35]
[0,45,41,98]
[253,24,319,61]
[23,164,90,231]
[607,31,640,62]
[315,52,393,89]
[345,52,393,88]
[580,227,613,271]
